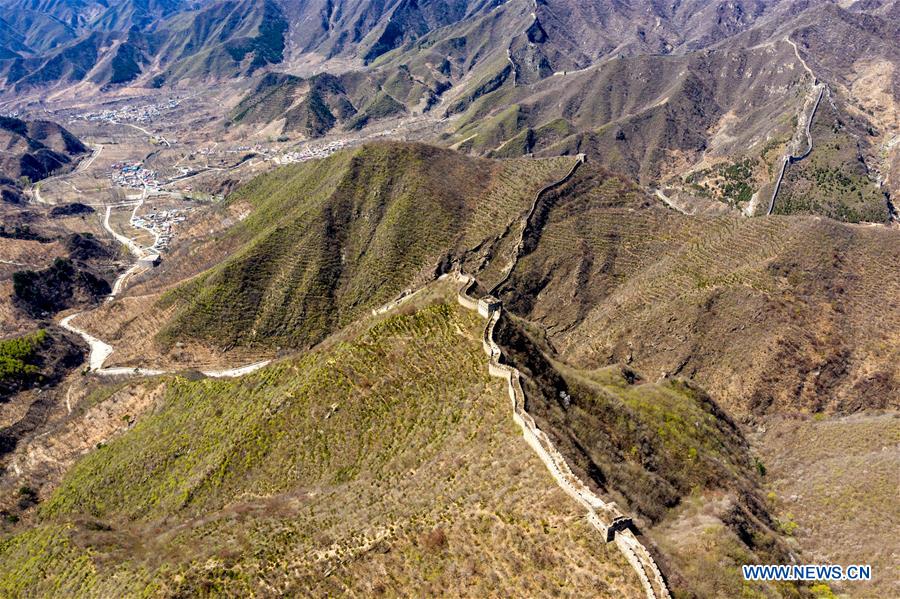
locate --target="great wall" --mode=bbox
[492,153,586,292]
[66,144,669,596]
[767,82,826,215]
[454,273,671,599]
[454,151,669,597]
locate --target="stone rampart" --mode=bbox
[454,272,670,598]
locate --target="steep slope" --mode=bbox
[1,140,894,597]
[413,1,895,219]
[774,93,888,222]
[0,117,88,202]
[755,412,900,599]
[278,0,501,63]
[230,72,363,138]
[492,312,804,598]
[0,17,30,59]
[492,162,900,418]
[99,144,577,361]
[0,0,288,91]
[0,329,82,401]
[150,0,288,85]
[0,0,87,53]
[0,295,643,597]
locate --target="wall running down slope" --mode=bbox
[454,273,671,599]
[767,83,826,215]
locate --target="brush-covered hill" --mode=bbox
[0,117,88,203]
[77,143,577,365]
[84,142,898,414]
[491,161,899,418]
[493,314,804,598]
[1,0,895,221]
[0,328,82,402]
[3,141,894,596]
[774,91,888,222]
[279,0,499,64]
[0,291,644,597]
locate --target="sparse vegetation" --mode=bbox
[775,101,886,222]
[0,299,642,597]
[13,258,111,317]
[156,144,576,354]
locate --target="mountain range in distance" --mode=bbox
[0,1,898,598]
[5,0,895,222]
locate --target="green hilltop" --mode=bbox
[157,142,576,354]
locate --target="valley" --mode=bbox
[0,1,897,597]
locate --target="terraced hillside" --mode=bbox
[81,144,576,366]
[0,293,643,597]
[495,163,900,418]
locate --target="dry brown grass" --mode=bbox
[497,164,900,418]
[754,412,900,599]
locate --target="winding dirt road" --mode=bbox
[58,194,269,378]
[30,144,102,205]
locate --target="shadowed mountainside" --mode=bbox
[0,0,288,91]
[0,117,87,203]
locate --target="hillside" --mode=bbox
[0,117,88,202]
[493,312,804,598]
[0,329,82,402]
[491,162,900,418]
[216,0,898,223]
[229,72,370,138]
[0,139,895,596]
[0,293,644,597]
[755,412,900,599]
[82,144,898,414]
[774,93,888,222]
[76,143,577,365]
[0,0,288,91]
[0,2,897,595]
[0,0,895,222]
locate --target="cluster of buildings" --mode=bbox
[275,140,350,164]
[111,162,160,189]
[133,208,188,252]
[225,144,262,154]
[75,98,183,125]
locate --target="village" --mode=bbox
[110,162,161,189]
[132,206,188,253]
[74,97,184,126]
[274,139,351,165]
